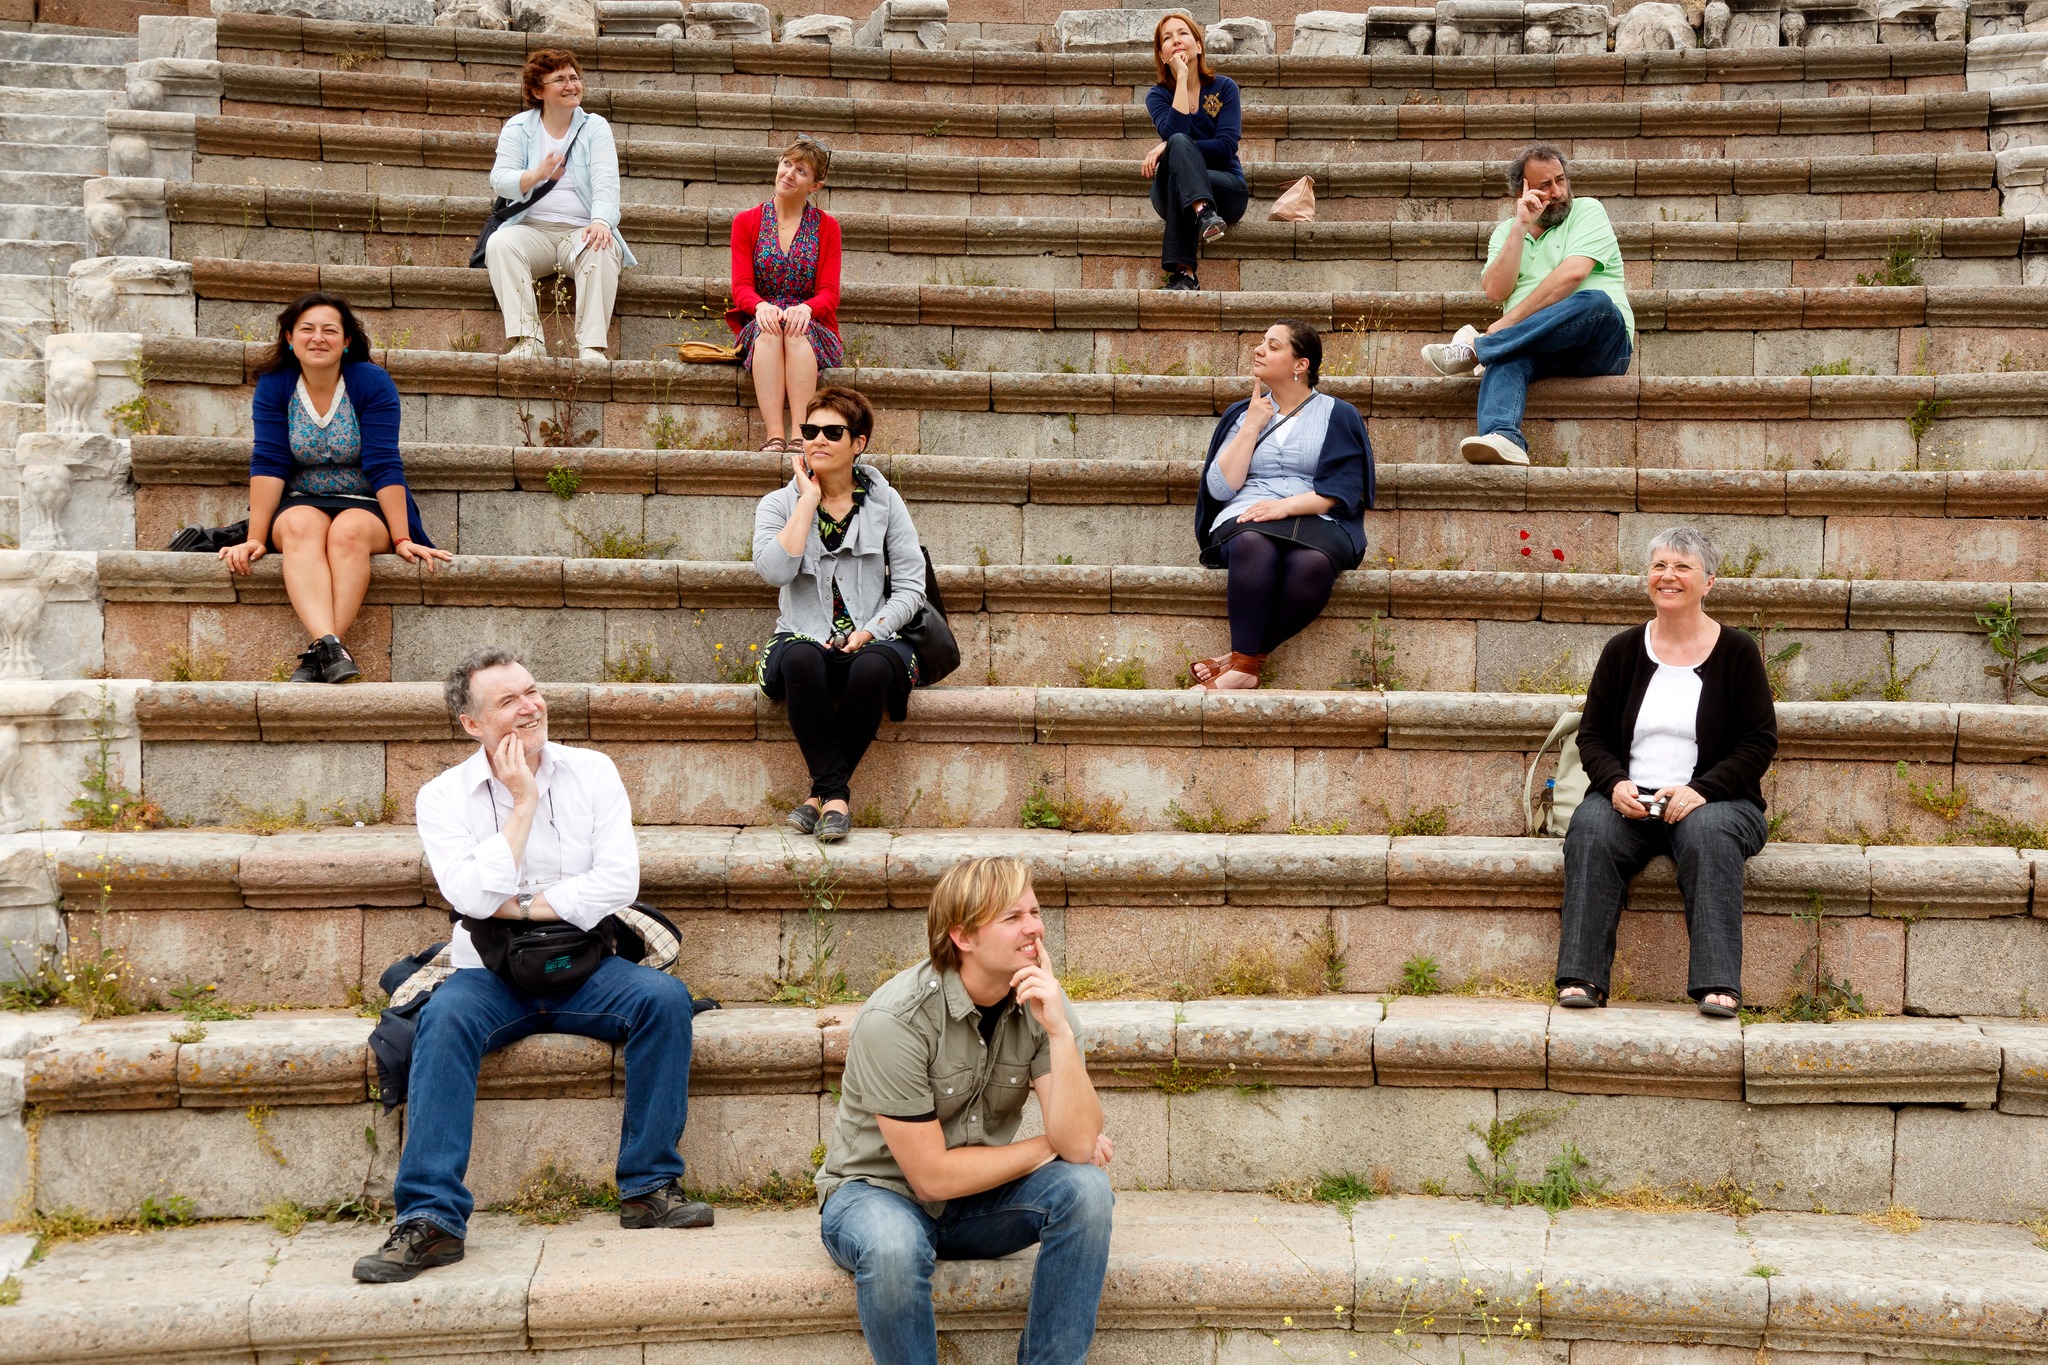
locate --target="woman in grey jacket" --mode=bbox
[483,49,636,361]
[750,386,926,843]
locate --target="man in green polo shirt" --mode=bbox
[817,854,1114,1365]
[1421,143,1635,467]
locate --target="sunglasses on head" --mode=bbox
[799,422,850,442]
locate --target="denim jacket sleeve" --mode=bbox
[489,112,531,203]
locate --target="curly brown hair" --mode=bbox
[520,48,582,109]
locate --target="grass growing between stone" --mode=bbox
[1467,1105,1607,1213]
[494,1159,619,1224]
[1861,1204,1922,1235]
[1165,798,1269,835]
[771,847,863,1007]
[1061,970,1138,1001]
[1269,1169,1384,1217]
[1585,1176,1761,1217]
[686,1169,818,1211]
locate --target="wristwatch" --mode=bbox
[516,891,535,918]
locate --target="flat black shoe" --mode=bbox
[1697,996,1740,1019]
[316,634,362,685]
[1197,208,1227,244]
[1162,271,1201,291]
[1557,983,1607,1009]
[287,641,321,684]
[785,801,821,835]
[352,1220,464,1283]
[815,809,851,842]
[620,1179,716,1230]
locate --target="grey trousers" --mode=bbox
[1557,793,1768,1001]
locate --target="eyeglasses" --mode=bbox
[799,423,850,442]
[542,71,582,86]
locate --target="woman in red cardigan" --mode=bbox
[726,135,843,452]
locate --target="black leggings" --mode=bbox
[777,640,898,804]
[1223,530,1339,656]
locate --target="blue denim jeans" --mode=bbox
[819,1161,1115,1365]
[1471,289,1633,453]
[392,955,696,1238]
[1149,132,1249,271]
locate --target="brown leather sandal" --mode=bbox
[1213,651,1267,686]
[1188,652,1235,688]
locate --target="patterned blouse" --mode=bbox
[735,201,844,369]
[285,377,375,501]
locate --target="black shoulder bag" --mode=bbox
[883,543,960,686]
[469,118,588,269]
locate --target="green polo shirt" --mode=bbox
[1485,195,1635,340]
[817,959,1084,1217]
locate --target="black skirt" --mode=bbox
[1201,513,1359,571]
[266,493,385,551]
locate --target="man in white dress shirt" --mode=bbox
[353,646,711,1284]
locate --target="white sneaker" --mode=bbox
[579,347,608,363]
[505,337,546,361]
[1460,433,1530,466]
[1422,324,1482,377]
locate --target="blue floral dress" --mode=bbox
[733,201,844,372]
[265,376,381,549]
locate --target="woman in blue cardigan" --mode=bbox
[1143,13,1246,292]
[1189,319,1374,690]
[219,292,449,683]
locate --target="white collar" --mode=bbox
[460,740,556,797]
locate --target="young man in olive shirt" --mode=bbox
[817,856,1115,1365]
[1421,143,1636,467]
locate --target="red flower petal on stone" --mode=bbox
[1553,548,1566,561]
[1521,546,1532,555]
[1519,530,1531,540]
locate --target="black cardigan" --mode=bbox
[1575,623,1778,811]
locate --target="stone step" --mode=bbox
[0,84,123,117]
[12,1003,2045,1224]
[215,61,2020,162]
[0,58,127,92]
[0,357,42,403]
[0,202,87,241]
[0,315,56,361]
[0,138,103,176]
[10,1192,2045,1365]
[4,29,136,67]
[131,336,2048,469]
[214,9,1970,101]
[26,817,2048,1013]
[0,169,92,208]
[0,111,109,147]
[0,270,70,320]
[190,113,2004,221]
[0,238,88,274]
[183,263,2048,380]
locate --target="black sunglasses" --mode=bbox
[798,422,850,442]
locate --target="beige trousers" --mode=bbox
[484,220,622,351]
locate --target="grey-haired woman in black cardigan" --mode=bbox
[1557,525,1779,1018]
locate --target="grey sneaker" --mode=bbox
[620,1179,716,1230]
[352,1220,464,1283]
[1422,324,1482,377]
[1460,433,1530,467]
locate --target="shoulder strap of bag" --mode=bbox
[1523,706,1583,837]
[511,115,590,212]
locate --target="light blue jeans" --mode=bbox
[392,956,696,1239]
[1472,288,1633,453]
[819,1161,1115,1365]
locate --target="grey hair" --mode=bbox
[1507,143,1568,195]
[1645,526,1720,578]
[445,645,526,724]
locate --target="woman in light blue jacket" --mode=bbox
[484,48,636,361]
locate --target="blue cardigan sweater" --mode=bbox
[1146,75,1244,178]
[249,361,432,548]
[1194,395,1375,570]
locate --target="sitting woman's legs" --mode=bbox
[1666,800,1767,1002]
[274,505,343,639]
[750,334,790,443]
[567,238,622,353]
[827,648,897,801]
[1557,795,1662,998]
[1257,544,1338,655]
[1150,133,1209,272]
[483,223,555,344]
[1222,529,1284,656]
[323,508,393,639]
[780,334,820,441]
[778,640,858,804]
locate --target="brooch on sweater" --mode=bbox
[1203,92,1223,117]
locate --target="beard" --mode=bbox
[1537,195,1572,229]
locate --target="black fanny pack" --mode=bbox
[466,918,616,996]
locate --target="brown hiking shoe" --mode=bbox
[351,1219,464,1283]
[619,1179,716,1230]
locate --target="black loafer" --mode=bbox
[785,802,821,835]
[815,809,851,842]
[352,1220,464,1284]
[1162,271,1201,292]
[1197,208,1227,243]
[620,1179,716,1230]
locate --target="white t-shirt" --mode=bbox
[525,126,590,227]
[1629,628,1703,792]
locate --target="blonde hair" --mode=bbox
[927,855,1033,972]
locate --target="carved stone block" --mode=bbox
[12,432,134,554]
[137,15,220,61]
[684,0,771,40]
[1707,0,1784,46]
[66,258,194,340]
[1206,15,1276,52]
[1526,1,1612,52]
[857,0,948,48]
[103,111,197,183]
[81,179,170,261]
[37,334,143,442]
[1438,0,1528,55]
[1365,5,1439,53]
[1782,0,1879,45]
[1878,0,1968,39]
[124,59,222,117]
[0,552,100,682]
[1616,0,1700,47]
[0,681,146,837]
[1290,8,1373,53]
[782,12,855,41]
[1054,7,1187,52]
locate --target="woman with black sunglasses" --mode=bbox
[749,386,926,842]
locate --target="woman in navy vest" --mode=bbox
[218,292,449,682]
[1142,13,1247,292]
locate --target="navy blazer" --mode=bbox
[1194,395,1375,570]
[249,361,432,548]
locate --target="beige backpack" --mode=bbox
[1524,708,1588,837]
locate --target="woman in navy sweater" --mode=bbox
[1143,14,1246,292]
[218,292,449,682]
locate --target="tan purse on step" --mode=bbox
[1268,175,1316,222]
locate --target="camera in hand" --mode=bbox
[1640,790,1669,818]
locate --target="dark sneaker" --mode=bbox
[1162,271,1201,292]
[1196,207,1227,244]
[316,634,362,684]
[815,808,851,843]
[785,801,821,835]
[352,1220,464,1283]
[287,641,321,684]
[620,1179,716,1230]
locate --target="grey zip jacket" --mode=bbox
[751,463,926,641]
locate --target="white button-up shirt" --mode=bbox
[414,741,640,970]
